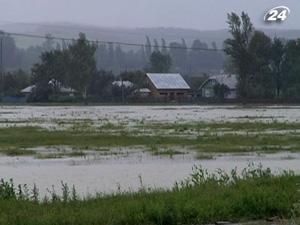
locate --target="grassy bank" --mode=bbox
[0,166,299,225]
[1,121,300,156]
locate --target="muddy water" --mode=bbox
[0,151,299,197]
[1,105,300,197]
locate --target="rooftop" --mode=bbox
[200,74,238,90]
[146,73,191,90]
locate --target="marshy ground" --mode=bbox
[0,105,299,224]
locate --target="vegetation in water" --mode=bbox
[0,165,298,225]
[1,121,300,156]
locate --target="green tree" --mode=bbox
[88,70,114,100]
[213,83,230,101]
[3,70,29,96]
[224,12,254,99]
[248,31,274,98]
[150,51,172,73]
[31,49,69,101]
[119,70,146,88]
[270,38,286,98]
[68,33,97,101]
[281,39,300,98]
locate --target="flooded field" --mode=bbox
[1,105,300,127]
[1,105,300,196]
[1,151,300,197]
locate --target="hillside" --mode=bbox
[1,22,300,49]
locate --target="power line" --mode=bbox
[0,31,225,52]
[0,20,223,42]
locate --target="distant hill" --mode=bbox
[1,22,300,49]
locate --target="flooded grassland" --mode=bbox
[0,105,300,225]
[0,105,300,194]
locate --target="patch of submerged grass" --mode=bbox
[0,148,36,156]
[35,151,87,159]
[195,153,215,160]
[138,121,300,133]
[1,126,300,153]
[194,133,300,153]
[0,166,298,225]
[0,127,192,149]
[151,149,185,157]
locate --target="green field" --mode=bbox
[1,121,300,156]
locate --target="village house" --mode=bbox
[21,81,77,98]
[145,73,191,101]
[199,74,238,99]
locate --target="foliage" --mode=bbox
[67,33,97,100]
[281,39,300,98]
[224,12,254,99]
[248,31,275,98]
[2,70,30,96]
[88,70,114,99]
[149,51,172,73]
[3,121,300,153]
[224,12,300,100]
[213,83,230,100]
[31,33,97,102]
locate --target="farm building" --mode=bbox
[21,83,77,97]
[21,85,36,95]
[134,88,151,97]
[112,80,134,88]
[199,74,238,99]
[146,73,191,101]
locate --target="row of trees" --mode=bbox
[224,12,300,99]
[31,33,96,102]
[3,12,300,102]
[0,35,209,102]
[0,31,223,75]
[29,34,188,102]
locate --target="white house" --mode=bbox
[199,74,238,99]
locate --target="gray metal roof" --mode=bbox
[200,74,238,90]
[21,85,36,93]
[112,81,134,88]
[146,73,191,90]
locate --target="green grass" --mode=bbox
[1,124,300,156]
[0,148,36,156]
[138,121,300,132]
[0,167,298,225]
[35,151,86,159]
[195,153,215,160]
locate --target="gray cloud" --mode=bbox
[0,0,299,29]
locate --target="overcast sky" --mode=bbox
[1,0,299,30]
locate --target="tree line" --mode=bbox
[0,32,210,102]
[0,31,224,75]
[224,12,300,100]
[2,11,300,103]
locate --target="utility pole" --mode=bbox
[121,77,124,104]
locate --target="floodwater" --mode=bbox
[0,151,299,197]
[1,105,300,197]
[0,105,300,128]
